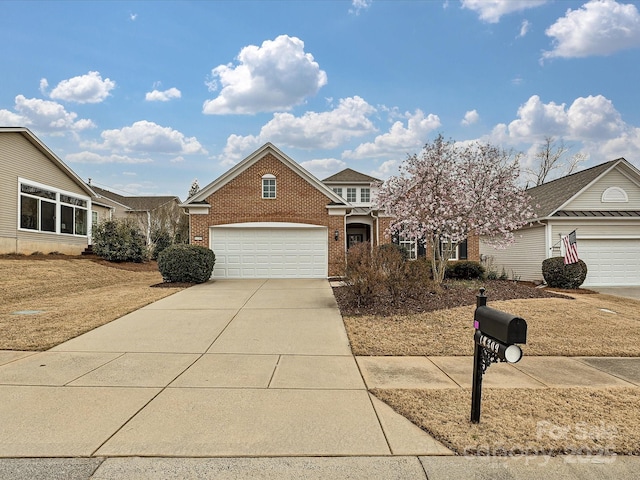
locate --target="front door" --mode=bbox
[348,234,363,249]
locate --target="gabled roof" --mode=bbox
[323,168,380,184]
[92,185,180,212]
[183,142,345,206]
[526,158,639,218]
[1,127,96,198]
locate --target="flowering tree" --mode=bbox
[376,135,536,284]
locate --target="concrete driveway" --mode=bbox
[0,279,449,458]
[591,286,640,300]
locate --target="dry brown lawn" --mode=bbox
[373,387,640,456]
[346,290,640,456]
[345,294,640,357]
[0,257,185,350]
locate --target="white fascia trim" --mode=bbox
[186,143,344,205]
[212,222,327,229]
[10,128,96,198]
[183,205,210,214]
[551,160,625,215]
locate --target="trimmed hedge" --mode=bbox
[445,261,485,280]
[542,257,588,289]
[157,244,216,283]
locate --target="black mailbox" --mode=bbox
[474,305,527,345]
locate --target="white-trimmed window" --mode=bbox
[399,235,417,260]
[262,174,276,199]
[346,187,357,202]
[441,239,468,261]
[361,188,370,203]
[19,179,89,236]
[332,187,343,197]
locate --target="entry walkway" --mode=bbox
[0,279,449,458]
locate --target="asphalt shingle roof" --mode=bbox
[526,159,621,218]
[92,185,180,211]
[322,168,380,184]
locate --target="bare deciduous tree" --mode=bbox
[526,136,586,186]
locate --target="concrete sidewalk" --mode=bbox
[357,355,640,390]
[0,278,637,478]
[0,279,449,458]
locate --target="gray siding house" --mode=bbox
[480,158,640,286]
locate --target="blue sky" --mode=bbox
[2,0,640,199]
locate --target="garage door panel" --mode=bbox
[211,225,328,279]
[579,239,640,286]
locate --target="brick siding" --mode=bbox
[189,153,347,276]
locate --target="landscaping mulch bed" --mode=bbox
[333,279,570,317]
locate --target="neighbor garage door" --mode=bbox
[210,223,328,278]
[579,239,640,286]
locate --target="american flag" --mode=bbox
[563,230,579,265]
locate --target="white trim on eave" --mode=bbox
[550,159,633,216]
[184,143,346,206]
[2,127,96,198]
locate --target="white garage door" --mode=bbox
[210,223,328,279]
[579,239,640,286]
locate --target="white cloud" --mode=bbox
[94,120,207,155]
[518,19,531,38]
[343,109,441,159]
[11,95,95,132]
[203,35,327,114]
[66,151,153,164]
[145,87,182,102]
[543,0,640,60]
[461,109,480,126]
[507,95,569,141]
[350,0,372,15]
[506,94,627,143]
[598,127,640,161]
[370,159,399,179]
[461,0,548,23]
[567,95,625,139]
[0,108,27,126]
[300,158,347,179]
[47,71,116,104]
[218,96,378,165]
[39,78,48,95]
[218,134,263,167]
[170,156,185,163]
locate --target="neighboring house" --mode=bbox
[91,185,187,244]
[480,158,640,287]
[181,142,480,279]
[0,127,102,255]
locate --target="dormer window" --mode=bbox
[346,188,357,203]
[361,188,370,203]
[262,174,276,199]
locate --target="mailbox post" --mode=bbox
[470,288,527,423]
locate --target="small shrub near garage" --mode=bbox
[445,261,485,280]
[542,256,588,289]
[92,219,148,263]
[157,244,215,284]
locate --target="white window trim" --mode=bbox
[262,174,276,199]
[399,235,418,260]
[361,187,370,203]
[601,186,628,203]
[346,187,357,203]
[18,177,92,237]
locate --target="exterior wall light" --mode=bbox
[334,230,339,241]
